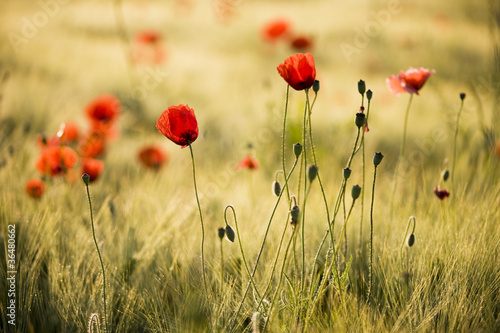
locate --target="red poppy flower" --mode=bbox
[86,94,120,135]
[138,146,168,170]
[81,158,104,182]
[156,104,199,148]
[36,146,78,176]
[57,121,80,143]
[277,53,316,91]
[290,36,313,51]
[262,19,290,41]
[135,30,162,45]
[26,178,45,199]
[236,155,259,170]
[78,131,106,158]
[433,185,450,200]
[386,67,435,96]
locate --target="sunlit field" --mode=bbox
[1,0,499,332]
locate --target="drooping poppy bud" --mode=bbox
[273,181,281,197]
[406,233,415,247]
[308,165,318,183]
[351,185,362,200]
[293,143,302,158]
[373,152,384,166]
[225,225,235,242]
[441,169,450,182]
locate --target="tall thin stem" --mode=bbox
[452,97,465,199]
[300,90,308,296]
[282,85,291,202]
[84,182,108,333]
[390,94,414,216]
[188,143,207,295]
[367,163,380,302]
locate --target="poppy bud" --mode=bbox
[355,112,365,128]
[293,143,302,158]
[313,80,320,93]
[225,225,235,242]
[441,169,450,182]
[273,181,281,197]
[373,152,384,166]
[343,167,351,180]
[406,233,415,247]
[351,185,361,200]
[290,205,300,226]
[358,80,366,95]
[366,89,373,101]
[218,227,226,240]
[308,165,318,183]
[459,92,466,100]
[82,173,90,186]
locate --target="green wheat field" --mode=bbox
[1,0,499,332]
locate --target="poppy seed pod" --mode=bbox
[355,112,365,128]
[290,205,300,226]
[313,80,320,93]
[406,233,415,247]
[293,143,302,158]
[225,225,235,242]
[273,181,281,197]
[373,152,384,166]
[459,92,466,100]
[343,167,352,180]
[82,173,90,186]
[218,227,226,240]
[358,80,366,95]
[366,89,373,101]
[441,169,450,182]
[308,165,318,183]
[351,185,362,200]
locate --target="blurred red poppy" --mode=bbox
[290,36,313,51]
[78,131,106,158]
[26,178,45,199]
[433,185,450,200]
[86,94,120,135]
[277,53,316,91]
[36,134,61,150]
[135,30,162,44]
[156,104,199,148]
[236,155,259,170]
[36,146,78,176]
[81,158,104,182]
[262,19,290,41]
[386,67,435,96]
[138,146,168,170]
[57,121,80,143]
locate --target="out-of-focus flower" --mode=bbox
[26,178,45,199]
[138,146,168,170]
[236,155,259,170]
[277,53,316,91]
[36,146,78,176]
[78,131,106,158]
[433,185,450,200]
[86,94,120,135]
[386,67,435,96]
[133,30,166,64]
[81,158,104,182]
[156,104,199,148]
[290,35,313,51]
[36,134,61,150]
[262,19,291,41]
[57,121,80,143]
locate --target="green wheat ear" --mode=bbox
[87,313,101,333]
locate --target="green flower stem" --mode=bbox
[220,239,224,292]
[359,98,372,249]
[225,205,261,299]
[451,98,465,200]
[84,182,108,333]
[188,143,207,295]
[261,227,297,333]
[390,94,414,216]
[282,85,292,203]
[399,216,416,269]
[367,163,380,302]
[231,159,298,329]
[300,90,309,297]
